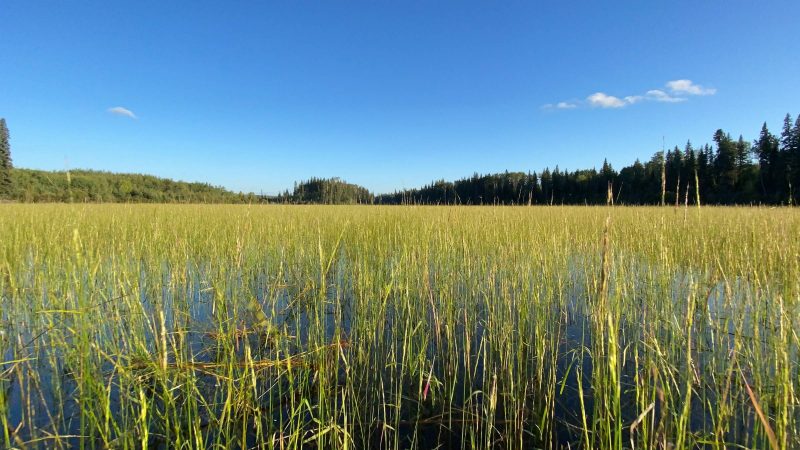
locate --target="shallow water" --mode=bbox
[2,254,797,449]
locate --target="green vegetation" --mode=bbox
[0,118,12,199]
[279,177,374,204]
[1,204,797,449]
[378,113,800,206]
[2,112,800,205]
[9,168,255,203]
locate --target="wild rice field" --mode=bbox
[0,204,798,449]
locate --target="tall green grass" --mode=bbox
[0,204,797,449]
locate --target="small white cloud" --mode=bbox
[107,106,137,119]
[666,79,716,96]
[587,92,628,108]
[549,79,712,111]
[645,89,687,103]
[541,101,577,110]
[624,95,644,105]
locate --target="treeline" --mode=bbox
[0,118,259,203]
[278,177,373,204]
[377,113,800,206]
[9,168,257,203]
[2,113,800,205]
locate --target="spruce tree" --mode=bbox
[0,118,12,199]
[713,130,737,202]
[791,114,800,204]
[735,135,751,168]
[779,114,795,202]
[780,113,793,152]
[754,122,779,201]
[683,142,697,181]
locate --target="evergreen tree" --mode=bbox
[713,130,737,202]
[780,113,793,152]
[779,113,795,201]
[646,151,666,205]
[289,177,372,204]
[617,158,645,204]
[552,166,563,204]
[0,118,12,198]
[666,147,683,204]
[682,142,698,204]
[525,171,539,205]
[681,142,695,185]
[753,122,780,201]
[735,135,751,168]
[734,135,757,202]
[694,145,712,204]
[683,142,697,182]
[375,112,797,206]
[791,115,800,203]
[540,168,552,204]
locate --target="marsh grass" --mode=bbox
[0,204,798,449]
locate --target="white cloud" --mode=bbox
[546,79,714,110]
[541,101,577,110]
[107,106,137,119]
[666,79,716,96]
[587,92,628,108]
[645,89,687,103]
[624,95,644,105]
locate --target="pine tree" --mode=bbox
[754,122,779,201]
[683,141,697,182]
[666,147,683,205]
[780,113,793,152]
[779,113,795,202]
[791,114,800,204]
[735,135,751,168]
[734,135,757,202]
[713,129,737,202]
[0,118,13,198]
[540,168,552,205]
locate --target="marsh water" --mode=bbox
[3,253,791,449]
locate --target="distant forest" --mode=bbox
[9,168,256,203]
[279,177,373,204]
[378,113,800,206]
[1,113,799,205]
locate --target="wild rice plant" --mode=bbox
[0,204,797,449]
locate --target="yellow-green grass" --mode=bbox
[0,204,797,449]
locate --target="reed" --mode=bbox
[0,204,797,449]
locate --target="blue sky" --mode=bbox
[2,1,798,194]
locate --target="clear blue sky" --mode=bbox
[2,1,798,195]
